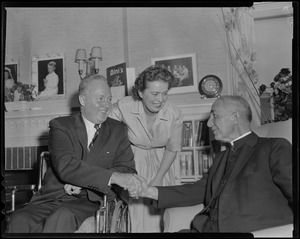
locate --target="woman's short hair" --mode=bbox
[48,61,56,68]
[5,67,13,79]
[5,67,11,73]
[131,65,174,101]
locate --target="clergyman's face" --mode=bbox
[207,101,235,142]
[138,80,169,114]
[80,79,112,124]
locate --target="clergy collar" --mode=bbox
[229,131,252,147]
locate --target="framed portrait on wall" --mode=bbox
[151,53,198,94]
[5,58,19,86]
[32,53,66,100]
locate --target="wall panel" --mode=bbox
[126,7,230,101]
[5,8,126,108]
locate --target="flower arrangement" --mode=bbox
[5,82,39,102]
[259,68,292,122]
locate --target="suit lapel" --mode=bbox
[227,133,258,183]
[206,150,226,201]
[74,113,88,158]
[87,120,111,161]
[202,133,259,210]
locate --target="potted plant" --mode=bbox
[259,68,292,122]
[5,82,38,111]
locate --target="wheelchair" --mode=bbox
[6,151,131,233]
[95,193,131,233]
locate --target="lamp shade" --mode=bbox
[75,49,87,62]
[91,46,102,60]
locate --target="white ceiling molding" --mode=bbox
[253,2,293,20]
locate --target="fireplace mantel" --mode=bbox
[5,106,76,148]
[5,97,215,148]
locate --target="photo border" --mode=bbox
[5,58,19,84]
[151,53,198,95]
[31,52,66,101]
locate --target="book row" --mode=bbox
[182,120,210,147]
[178,150,213,177]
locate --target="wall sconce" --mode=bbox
[75,49,87,77]
[90,46,103,74]
[75,46,103,79]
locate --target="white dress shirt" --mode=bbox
[81,114,101,149]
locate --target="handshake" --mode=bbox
[110,173,158,200]
[64,173,158,200]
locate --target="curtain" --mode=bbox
[221,7,262,128]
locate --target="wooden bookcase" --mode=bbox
[175,118,214,184]
[172,98,225,185]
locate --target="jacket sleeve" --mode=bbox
[269,138,293,208]
[155,174,208,209]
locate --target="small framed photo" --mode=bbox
[32,53,66,100]
[5,58,19,86]
[151,53,198,94]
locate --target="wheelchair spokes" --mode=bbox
[96,196,131,233]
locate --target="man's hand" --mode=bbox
[64,184,82,195]
[110,173,141,199]
[129,174,159,200]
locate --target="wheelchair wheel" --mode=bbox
[110,200,131,233]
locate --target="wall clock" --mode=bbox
[198,75,223,98]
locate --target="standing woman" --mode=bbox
[4,67,15,89]
[39,61,59,97]
[109,65,183,232]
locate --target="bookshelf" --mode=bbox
[176,119,214,183]
[171,98,224,185]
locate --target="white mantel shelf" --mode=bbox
[5,106,75,148]
[5,97,216,148]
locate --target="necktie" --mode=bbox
[88,124,100,151]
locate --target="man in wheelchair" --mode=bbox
[6,74,139,233]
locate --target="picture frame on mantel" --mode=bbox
[5,58,19,86]
[151,53,198,95]
[32,52,66,101]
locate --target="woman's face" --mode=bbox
[5,71,9,80]
[47,65,55,73]
[138,80,169,114]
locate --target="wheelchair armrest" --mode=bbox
[7,184,36,191]
[163,204,204,232]
[6,184,36,212]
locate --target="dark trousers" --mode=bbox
[6,196,99,233]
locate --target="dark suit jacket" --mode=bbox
[30,112,136,204]
[156,132,293,232]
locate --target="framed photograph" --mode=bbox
[151,53,198,94]
[5,58,19,86]
[32,53,66,100]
